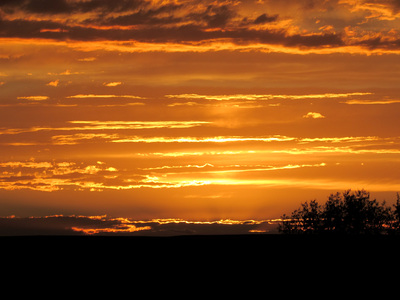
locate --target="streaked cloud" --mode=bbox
[67,94,143,99]
[112,135,391,145]
[0,159,328,192]
[0,160,120,192]
[339,0,400,20]
[148,162,327,176]
[141,163,215,171]
[165,92,372,101]
[138,150,259,157]
[1,157,398,193]
[51,133,119,145]
[77,57,96,62]
[0,120,210,136]
[48,70,82,76]
[17,96,49,101]
[103,82,122,87]
[68,120,210,129]
[343,99,400,105]
[111,135,296,144]
[0,161,53,169]
[298,136,381,143]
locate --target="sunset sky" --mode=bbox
[1,0,400,235]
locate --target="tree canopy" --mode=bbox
[279,190,400,235]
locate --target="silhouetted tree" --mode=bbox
[279,200,322,234]
[279,189,398,235]
[388,193,400,234]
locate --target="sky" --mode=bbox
[1,0,400,235]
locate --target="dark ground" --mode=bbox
[3,234,400,280]
[4,233,400,253]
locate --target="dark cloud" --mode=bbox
[0,216,279,236]
[0,216,122,236]
[102,3,183,26]
[24,0,72,14]
[254,13,278,24]
[354,35,400,50]
[0,216,78,236]
[186,4,237,28]
[0,175,35,182]
[0,0,26,8]
[76,0,143,13]
[0,16,347,49]
[0,0,143,14]
[0,15,335,47]
[0,0,397,51]
[203,5,236,28]
[0,18,64,38]
[284,32,344,48]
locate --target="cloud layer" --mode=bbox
[1,0,400,53]
[1,1,400,228]
[0,215,279,236]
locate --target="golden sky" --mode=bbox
[1,0,400,234]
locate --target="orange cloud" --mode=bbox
[343,99,400,104]
[103,82,122,87]
[46,79,59,87]
[165,92,372,101]
[17,96,49,101]
[303,112,326,119]
[67,94,143,99]
[111,135,296,144]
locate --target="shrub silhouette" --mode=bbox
[279,189,400,235]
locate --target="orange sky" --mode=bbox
[1,0,400,234]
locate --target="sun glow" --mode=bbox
[1,0,400,231]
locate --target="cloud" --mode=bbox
[142,162,327,177]
[51,133,118,145]
[66,120,210,130]
[17,96,49,101]
[67,94,143,99]
[0,215,279,236]
[141,163,215,171]
[102,2,183,26]
[165,92,372,101]
[254,13,279,24]
[103,81,122,87]
[0,0,143,14]
[339,0,400,20]
[0,0,368,51]
[303,112,326,119]
[298,136,380,143]
[189,4,237,28]
[1,0,400,53]
[47,70,82,75]
[111,135,296,144]
[343,99,400,104]
[24,0,72,14]
[46,79,59,87]
[0,160,122,191]
[77,57,96,62]
[0,120,211,137]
